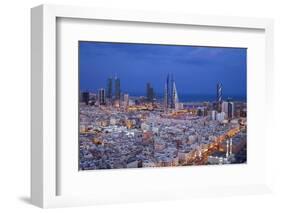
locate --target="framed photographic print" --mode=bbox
[31,4,274,208]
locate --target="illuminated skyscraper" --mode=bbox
[217,83,223,112]
[146,83,154,102]
[106,78,112,100]
[222,99,234,119]
[227,100,234,119]
[172,80,179,110]
[166,74,170,106]
[115,76,121,100]
[98,88,106,105]
[170,74,174,108]
[163,74,170,111]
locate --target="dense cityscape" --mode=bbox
[79,74,247,170]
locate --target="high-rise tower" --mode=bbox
[222,98,234,119]
[170,74,174,109]
[164,74,170,111]
[217,83,223,112]
[146,83,154,102]
[227,99,234,119]
[106,78,112,100]
[115,76,121,100]
[172,80,179,110]
[164,83,168,111]
[98,88,106,105]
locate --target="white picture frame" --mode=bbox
[31,4,274,208]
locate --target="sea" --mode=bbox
[129,93,247,102]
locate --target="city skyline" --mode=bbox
[81,74,246,103]
[79,41,247,170]
[79,41,247,99]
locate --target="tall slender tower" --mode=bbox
[98,88,106,105]
[227,99,234,119]
[115,76,121,101]
[163,74,170,111]
[163,82,168,111]
[172,81,179,110]
[217,83,223,112]
[170,74,174,109]
[106,77,112,100]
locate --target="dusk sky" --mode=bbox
[79,41,247,100]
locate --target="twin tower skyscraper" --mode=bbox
[164,73,179,111]
[106,76,121,101]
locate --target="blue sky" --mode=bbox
[79,41,246,99]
